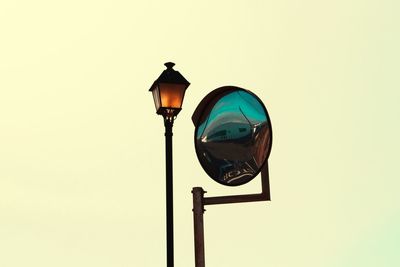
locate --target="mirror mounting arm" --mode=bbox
[202,162,271,206]
[191,162,271,267]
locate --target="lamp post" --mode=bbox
[149,62,190,267]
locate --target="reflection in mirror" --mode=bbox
[195,89,272,186]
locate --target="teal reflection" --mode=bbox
[197,91,267,139]
[195,90,271,186]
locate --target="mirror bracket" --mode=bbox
[202,161,271,206]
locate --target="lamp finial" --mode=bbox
[164,62,175,69]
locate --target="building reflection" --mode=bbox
[196,90,271,185]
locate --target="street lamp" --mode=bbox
[149,62,190,120]
[149,62,190,267]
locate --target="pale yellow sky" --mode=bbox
[1,1,399,267]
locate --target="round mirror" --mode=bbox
[194,86,272,186]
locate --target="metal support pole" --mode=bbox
[164,118,174,267]
[191,162,271,266]
[192,187,206,267]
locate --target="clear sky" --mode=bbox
[1,1,399,267]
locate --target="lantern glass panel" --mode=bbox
[159,83,187,109]
[152,86,161,112]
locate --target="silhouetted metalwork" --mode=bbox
[191,86,272,267]
[192,187,206,267]
[149,62,190,118]
[164,118,174,267]
[149,62,190,267]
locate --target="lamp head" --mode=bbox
[149,62,190,120]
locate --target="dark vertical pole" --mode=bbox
[192,187,205,267]
[164,118,174,267]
